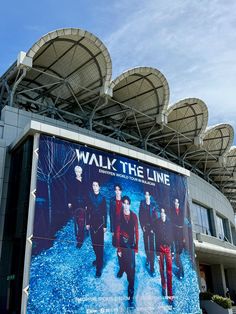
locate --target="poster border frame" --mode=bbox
[21,133,40,314]
[19,129,192,313]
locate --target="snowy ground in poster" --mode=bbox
[27,220,200,314]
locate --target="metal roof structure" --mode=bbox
[91,67,169,142]
[186,124,234,171]
[154,98,208,157]
[0,28,112,122]
[0,27,235,210]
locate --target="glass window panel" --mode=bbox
[223,220,228,240]
[192,203,212,235]
[191,203,198,225]
[217,215,225,240]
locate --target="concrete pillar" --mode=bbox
[195,257,201,292]
[0,142,7,261]
[226,269,236,292]
[211,264,227,296]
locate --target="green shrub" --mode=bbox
[212,295,232,309]
[199,291,213,300]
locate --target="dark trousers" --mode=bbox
[159,245,173,297]
[175,251,184,278]
[120,248,135,299]
[117,251,122,270]
[174,232,184,278]
[91,227,104,271]
[112,234,122,270]
[74,208,86,248]
[112,234,116,247]
[143,230,155,271]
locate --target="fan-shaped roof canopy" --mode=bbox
[212,146,236,197]
[167,98,208,135]
[226,146,236,168]
[4,28,112,115]
[110,67,169,113]
[151,98,208,156]
[185,124,234,171]
[203,124,234,155]
[91,67,169,140]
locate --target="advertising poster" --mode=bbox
[26,135,200,313]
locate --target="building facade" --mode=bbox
[0,28,235,313]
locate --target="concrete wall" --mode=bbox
[188,174,235,225]
[0,106,25,261]
[188,171,236,297]
[0,140,7,260]
[188,173,235,246]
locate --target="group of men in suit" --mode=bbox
[68,165,186,308]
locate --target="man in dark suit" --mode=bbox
[109,184,123,276]
[67,165,87,248]
[171,198,185,279]
[139,191,158,276]
[86,180,107,278]
[109,184,123,246]
[116,196,139,308]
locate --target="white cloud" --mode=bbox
[103,0,236,143]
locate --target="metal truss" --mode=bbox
[0,65,235,211]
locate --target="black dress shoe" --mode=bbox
[95,270,102,278]
[168,297,174,306]
[162,288,166,296]
[92,260,97,266]
[128,298,135,308]
[117,270,124,278]
[150,271,156,277]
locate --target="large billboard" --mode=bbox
[26,134,200,313]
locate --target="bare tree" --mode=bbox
[37,136,77,225]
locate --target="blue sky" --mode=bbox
[1,0,236,144]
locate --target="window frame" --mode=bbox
[192,202,213,236]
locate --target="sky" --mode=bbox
[0,0,236,144]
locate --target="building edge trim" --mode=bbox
[9,120,190,177]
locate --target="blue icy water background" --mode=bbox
[27,222,200,314]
